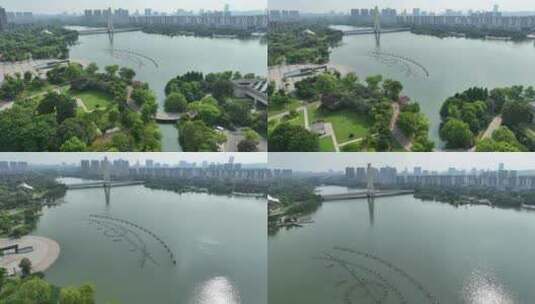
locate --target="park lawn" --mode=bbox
[308,104,372,143]
[268,99,302,117]
[268,110,305,134]
[319,136,336,152]
[72,89,113,111]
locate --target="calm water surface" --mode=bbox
[329,26,535,146]
[68,28,267,151]
[35,178,266,304]
[269,185,535,304]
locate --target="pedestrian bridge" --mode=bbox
[320,190,414,202]
[66,181,145,190]
[155,112,181,123]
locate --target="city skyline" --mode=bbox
[269,0,530,14]
[0,153,266,166]
[269,153,535,172]
[0,0,266,14]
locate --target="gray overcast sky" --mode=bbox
[269,1,532,13]
[269,153,535,172]
[0,153,266,166]
[0,0,265,14]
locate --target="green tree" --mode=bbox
[188,96,222,126]
[225,100,252,126]
[383,79,403,100]
[237,139,258,152]
[179,120,226,151]
[104,65,119,79]
[164,92,188,113]
[119,67,136,83]
[85,63,99,75]
[269,123,319,152]
[439,118,474,149]
[141,99,158,123]
[502,101,532,127]
[19,258,32,277]
[60,136,87,152]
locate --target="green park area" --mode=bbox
[319,136,335,152]
[268,109,304,133]
[71,89,113,111]
[268,98,302,116]
[308,103,372,143]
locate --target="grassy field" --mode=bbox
[72,89,113,111]
[319,136,336,152]
[268,99,303,117]
[268,110,305,134]
[308,104,372,143]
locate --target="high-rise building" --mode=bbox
[0,7,8,31]
[345,167,355,178]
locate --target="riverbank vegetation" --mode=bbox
[268,71,433,151]
[0,25,78,62]
[144,176,267,196]
[440,86,535,151]
[415,185,535,209]
[0,269,96,304]
[411,25,528,41]
[0,173,66,238]
[165,71,266,151]
[268,23,343,66]
[0,62,162,151]
[268,178,321,234]
[142,24,260,39]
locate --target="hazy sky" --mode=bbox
[0,0,266,14]
[0,153,266,166]
[269,0,532,13]
[269,153,535,172]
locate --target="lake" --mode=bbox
[68,28,267,151]
[34,178,266,304]
[269,185,535,303]
[329,26,535,147]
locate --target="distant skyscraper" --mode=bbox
[499,163,505,171]
[493,4,499,13]
[0,7,8,31]
[144,8,152,16]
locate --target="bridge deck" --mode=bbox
[321,190,414,202]
[155,112,181,123]
[67,181,145,190]
[343,28,411,36]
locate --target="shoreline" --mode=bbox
[0,235,60,276]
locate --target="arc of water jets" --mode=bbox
[90,214,176,265]
[313,247,439,304]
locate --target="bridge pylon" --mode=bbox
[373,6,381,48]
[102,157,112,205]
[107,7,114,44]
[366,163,375,198]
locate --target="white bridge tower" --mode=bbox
[367,163,375,198]
[373,6,381,47]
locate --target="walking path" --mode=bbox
[0,236,60,276]
[468,115,502,152]
[390,102,412,151]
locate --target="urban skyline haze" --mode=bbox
[0,0,266,14]
[269,0,531,14]
[269,153,535,172]
[0,153,266,166]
